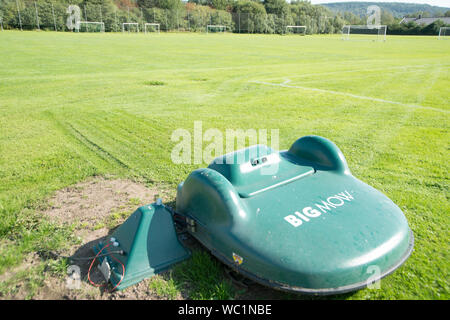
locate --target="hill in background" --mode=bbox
[322,1,450,17]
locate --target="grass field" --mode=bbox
[0,31,448,299]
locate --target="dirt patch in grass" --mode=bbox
[44,176,160,229]
[2,176,301,300]
[1,176,175,300]
[44,176,167,258]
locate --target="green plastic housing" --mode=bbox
[176,135,414,294]
[93,203,190,290]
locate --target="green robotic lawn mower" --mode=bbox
[93,135,414,294]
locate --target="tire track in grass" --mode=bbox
[69,118,144,170]
[65,122,133,172]
[78,117,141,155]
[74,110,191,181]
[105,111,199,183]
[68,116,158,183]
[111,109,176,148]
[107,115,167,152]
[75,113,170,161]
[43,111,119,174]
[77,115,158,173]
[65,116,162,184]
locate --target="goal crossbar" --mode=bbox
[206,25,226,33]
[144,23,160,34]
[122,22,139,33]
[342,25,387,41]
[77,21,105,32]
[285,25,307,35]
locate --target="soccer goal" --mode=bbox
[285,26,307,35]
[342,25,387,41]
[206,25,226,33]
[122,22,139,33]
[144,23,160,34]
[77,21,105,33]
[438,27,450,39]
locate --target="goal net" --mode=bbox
[438,27,450,39]
[206,25,226,33]
[77,21,105,33]
[342,25,387,41]
[144,23,160,34]
[285,26,307,35]
[122,22,139,33]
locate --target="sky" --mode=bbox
[310,1,450,8]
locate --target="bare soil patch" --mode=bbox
[2,176,176,300]
[45,176,160,230]
[2,176,290,300]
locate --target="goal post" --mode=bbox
[342,25,387,41]
[342,25,351,40]
[122,22,139,33]
[77,21,105,33]
[206,25,226,33]
[438,27,450,39]
[144,23,160,34]
[285,25,307,35]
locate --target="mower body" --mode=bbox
[176,135,414,294]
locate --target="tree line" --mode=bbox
[0,0,448,35]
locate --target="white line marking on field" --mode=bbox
[258,63,450,83]
[250,80,449,113]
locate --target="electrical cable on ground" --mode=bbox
[87,242,125,291]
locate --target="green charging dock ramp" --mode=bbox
[93,203,190,290]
